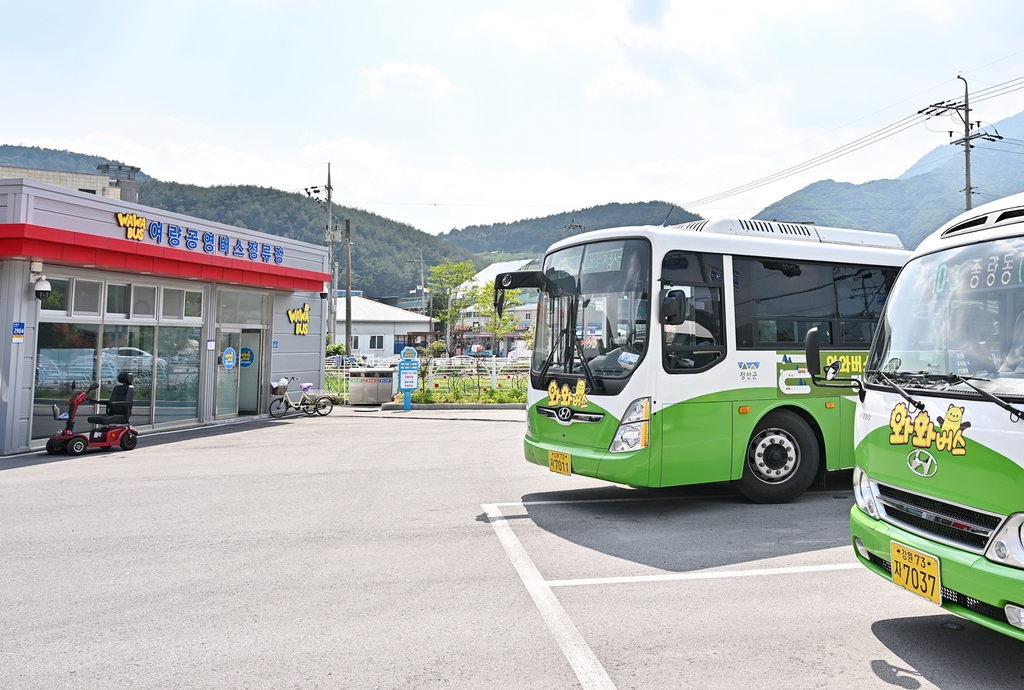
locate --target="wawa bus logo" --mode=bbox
[287,304,310,335]
[116,212,147,241]
[547,380,588,408]
[889,402,970,457]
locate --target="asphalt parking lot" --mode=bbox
[2,408,1023,689]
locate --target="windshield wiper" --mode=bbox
[938,373,1024,422]
[536,326,601,394]
[866,369,925,411]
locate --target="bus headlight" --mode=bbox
[984,514,1024,570]
[852,466,880,519]
[610,398,650,453]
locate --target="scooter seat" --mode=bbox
[87,414,128,425]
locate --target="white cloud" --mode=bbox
[361,61,460,100]
[586,62,664,98]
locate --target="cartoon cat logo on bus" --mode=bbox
[889,402,970,456]
[547,380,589,408]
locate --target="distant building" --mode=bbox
[335,296,431,357]
[459,258,538,356]
[0,165,122,199]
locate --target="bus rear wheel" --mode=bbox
[736,410,819,504]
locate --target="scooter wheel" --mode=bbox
[45,438,62,455]
[120,431,138,451]
[66,437,88,456]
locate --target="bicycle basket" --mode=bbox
[271,384,289,395]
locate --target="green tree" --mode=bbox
[427,259,478,354]
[474,282,522,354]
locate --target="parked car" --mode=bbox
[102,347,167,372]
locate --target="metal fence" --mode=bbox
[322,355,530,404]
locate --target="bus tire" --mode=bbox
[735,409,819,504]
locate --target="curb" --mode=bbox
[378,403,526,411]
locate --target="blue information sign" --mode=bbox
[398,354,420,411]
[222,346,236,370]
[239,347,255,368]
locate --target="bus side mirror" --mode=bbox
[805,326,863,394]
[660,290,686,325]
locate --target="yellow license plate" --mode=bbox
[548,450,571,476]
[890,541,941,605]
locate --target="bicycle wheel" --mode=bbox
[300,396,317,415]
[314,396,334,416]
[269,397,289,418]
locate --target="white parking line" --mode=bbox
[482,503,616,690]
[485,497,862,689]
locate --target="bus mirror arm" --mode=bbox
[494,289,505,318]
[804,327,864,394]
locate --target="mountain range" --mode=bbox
[755,109,1024,248]
[5,105,1024,291]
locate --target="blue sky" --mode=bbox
[4,1,1024,234]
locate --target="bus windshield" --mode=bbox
[533,239,651,381]
[868,235,1024,398]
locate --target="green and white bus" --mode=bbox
[807,191,1024,640]
[493,218,910,503]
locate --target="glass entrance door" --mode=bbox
[215,329,241,418]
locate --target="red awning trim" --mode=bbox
[0,223,330,292]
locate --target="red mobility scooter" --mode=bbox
[46,372,139,455]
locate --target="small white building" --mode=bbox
[335,296,431,357]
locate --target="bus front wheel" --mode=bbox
[736,410,818,504]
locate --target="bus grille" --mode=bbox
[867,553,1009,625]
[875,483,1002,552]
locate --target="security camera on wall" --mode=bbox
[320,292,329,299]
[35,278,52,301]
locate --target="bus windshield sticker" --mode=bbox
[547,380,589,409]
[889,402,969,456]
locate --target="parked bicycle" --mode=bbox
[268,377,333,417]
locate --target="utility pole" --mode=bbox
[406,251,430,349]
[919,76,1002,211]
[345,219,352,357]
[305,165,339,345]
[326,164,335,345]
[406,250,427,315]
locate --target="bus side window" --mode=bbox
[661,251,726,373]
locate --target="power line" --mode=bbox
[678,73,1024,212]
[679,112,930,208]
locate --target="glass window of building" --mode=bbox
[40,278,71,314]
[132,285,157,318]
[33,323,100,440]
[163,288,185,319]
[106,284,130,317]
[72,280,102,316]
[184,291,203,318]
